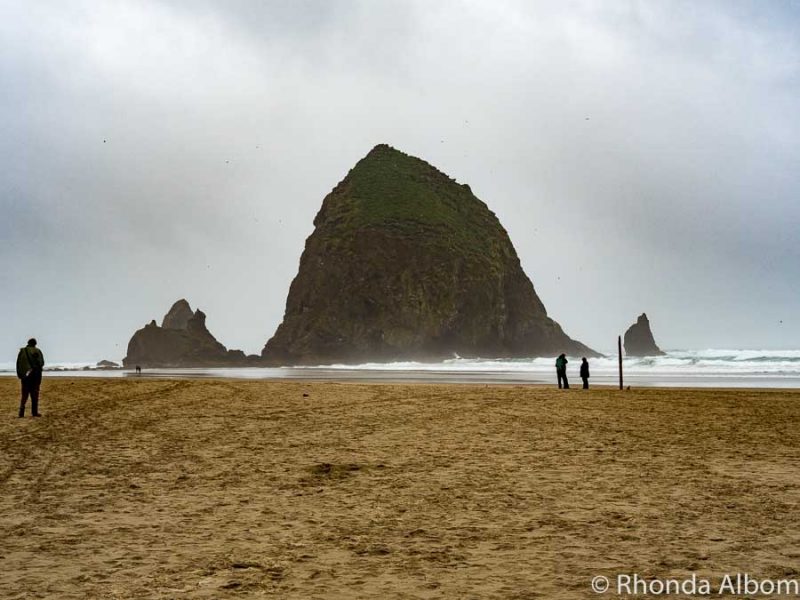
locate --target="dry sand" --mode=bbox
[1,378,800,599]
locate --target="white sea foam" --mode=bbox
[308,349,800,377]
[0,360,112,372]
[1,350,799,387]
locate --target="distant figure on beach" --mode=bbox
[580,357,590,389]
[555,353,569,389]
[135,365,141,375]
[16,338,44,418]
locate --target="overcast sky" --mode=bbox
[1,0,798,362]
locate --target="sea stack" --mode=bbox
[123,300,249,367]
[623,313,665,356]
[262,144,595,365]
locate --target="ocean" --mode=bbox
[1,349,799,388]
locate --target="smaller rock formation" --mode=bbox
[623,313,665,356]
[123,300,257,367]
[96,360,120,369]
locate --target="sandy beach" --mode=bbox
[2,378,799,599]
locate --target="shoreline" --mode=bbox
[2,369,799,389]
[3,349,800,389]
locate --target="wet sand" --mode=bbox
[2,378,799,598]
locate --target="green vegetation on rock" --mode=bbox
[324,144,501,256]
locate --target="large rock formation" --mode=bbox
[123,300,252,367]
[262,144,596,365]
[623,313,665,356]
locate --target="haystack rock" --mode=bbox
[623,313,665,356]
[262,144,596,365]
[123,300,252,367]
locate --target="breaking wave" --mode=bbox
[311,349,800,377]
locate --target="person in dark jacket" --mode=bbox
[16,338,45,417]
[555,353,569,389]
[580,357,590,389]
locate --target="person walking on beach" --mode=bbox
[555,353,569,389]
[16,338,44,418]
[580,357,590,389]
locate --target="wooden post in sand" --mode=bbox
[618,335,623,390]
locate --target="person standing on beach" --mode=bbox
[580,357,590,389]
[16,338,44,418]
[555,353,569,389]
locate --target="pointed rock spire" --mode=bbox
[624,313,665,356]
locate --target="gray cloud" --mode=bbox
[1,0,798,362]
